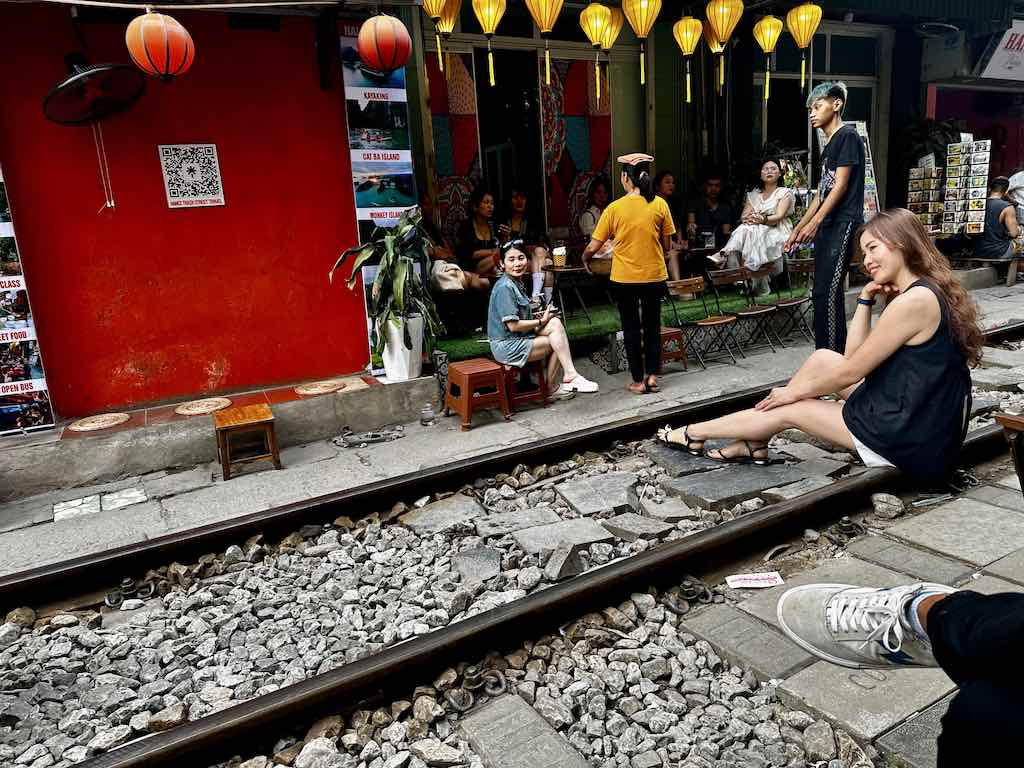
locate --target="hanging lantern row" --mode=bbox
[580,2,612,105]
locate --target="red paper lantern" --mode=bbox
[125,11,195,81]
[357,14,412,74]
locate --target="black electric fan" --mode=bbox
[43,54,145,126]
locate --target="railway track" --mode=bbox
[2,321,1022,768]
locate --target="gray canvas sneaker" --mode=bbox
[777,582,956,669]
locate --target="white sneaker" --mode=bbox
[776,582,956,669]
[560,375,599,394]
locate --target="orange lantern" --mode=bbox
[357,14,413,74]
[125,10,195,81]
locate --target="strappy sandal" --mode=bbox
[656,425,704,455]
[646,375,660,393]
[706,441,770,466]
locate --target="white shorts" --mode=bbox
[852,434,896,469]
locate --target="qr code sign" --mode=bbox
[158,144,225,208]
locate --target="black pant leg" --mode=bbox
[926,590,1024,767]
[613,283,644,383]
[811,221,857,352]
[640,282,664,377]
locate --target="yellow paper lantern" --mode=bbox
[600,7,624,52]
[752,15,783,100]
[472,0,507,86]
[436,0,462,78]
[580,3,611,105]
[622,0,661,85]
[705,0,743,43]
[702,21,724,93]
[422,0,447,72]
[786,2,822,90]
[526,0,565,85]
[672,16,702,104]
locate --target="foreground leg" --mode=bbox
[537,318,599,393]
[685,398,854,450]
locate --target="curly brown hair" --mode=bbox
[857,208,983,367]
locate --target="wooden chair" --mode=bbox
[213,404,282,481]
[444,357,510,430]
[502,359,551,413]
[737,264,786,352]
[774,257,815,343]
[664,277,736,368]
[994,412,1024,503]
[703,268,752,362]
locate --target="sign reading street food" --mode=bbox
[0,164,55,436]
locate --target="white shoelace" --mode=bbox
[827,589,913,654]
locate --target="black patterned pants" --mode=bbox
[812,219,858,352]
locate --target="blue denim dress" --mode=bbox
[487,275,534,367]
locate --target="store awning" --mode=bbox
[822,0,1012,36]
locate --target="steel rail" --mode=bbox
[8,319,1022,611]
[80,424,1007,768]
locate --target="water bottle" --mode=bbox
[419,403,436,426]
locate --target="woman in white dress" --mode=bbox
[708,158,794,295]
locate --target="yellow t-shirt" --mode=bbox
[591,194,675,283]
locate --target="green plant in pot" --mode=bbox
[329,208,444,381]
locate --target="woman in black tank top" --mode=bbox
[658,208,983,485]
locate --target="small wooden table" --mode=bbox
[543,266,592,323]
[213,403,282,481]
[994,412,1024,502]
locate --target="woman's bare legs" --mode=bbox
[535,317,578,382]
[526,337,562,392]
[666,252,682,281]
[461,272,490,291]
[532,247,553,296]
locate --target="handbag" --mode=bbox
[430,261,465,292]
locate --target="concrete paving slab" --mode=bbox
[775,442,847,463]
[475,508,562,538]
[600,512,673,542]
[460,694,588,768]
[0,497,54,533]
[279,441,338,466]
[778,662,954,741]
[762,476,833,502]
[845,537,973,586]
[957,574,1024,595]
[795,457,849,478]
[661,464,808,510]
[980,345,1024,369]
[513,518,615,554]
[994,472,1021,491]
[875,693,954,768]
[100,487,148,512]
[0,502,166,577]
[642,442,721,477]
[452,547,502,583]
[52,495,101,522]
[630,491,699,522]
[399,493,483,535]
[679,604,816,680]
[885,498,1024,567]
[554,472,637,516]
[965,484,1022,512]
[982,547,1024,586]
[969,366,1024,391]
[738,557,914,629]
[142,467,212,500]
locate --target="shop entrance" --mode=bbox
[473,48,546,232]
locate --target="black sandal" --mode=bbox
[656,425,704,456]
[706,441,770,466]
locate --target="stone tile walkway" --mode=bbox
[677,476,1023,767]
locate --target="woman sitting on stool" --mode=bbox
[488,240,599,398]
[708,158,794,296]
[659,208,980,484]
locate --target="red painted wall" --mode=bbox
[0,6,366,417]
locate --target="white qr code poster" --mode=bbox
[158,144,225,208]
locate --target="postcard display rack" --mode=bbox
[908,140,991,236]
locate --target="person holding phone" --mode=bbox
[488,240,599,397]
[582,153,675,395]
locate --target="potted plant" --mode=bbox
[329,208,444,381]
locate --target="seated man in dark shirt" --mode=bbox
[974,176,1021,262]
[687,172,734,250]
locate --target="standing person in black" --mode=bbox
[786,81,865,352]
[973,176,1020,263]
[657,208,980,484]
[686,172,734,251]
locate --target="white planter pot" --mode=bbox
[382,314,424,381]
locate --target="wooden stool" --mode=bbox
[444,358,510,430]
[994,412,1024,502]
[659,327,688,370]
[502,359,551,413]
[213,403,282,481]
